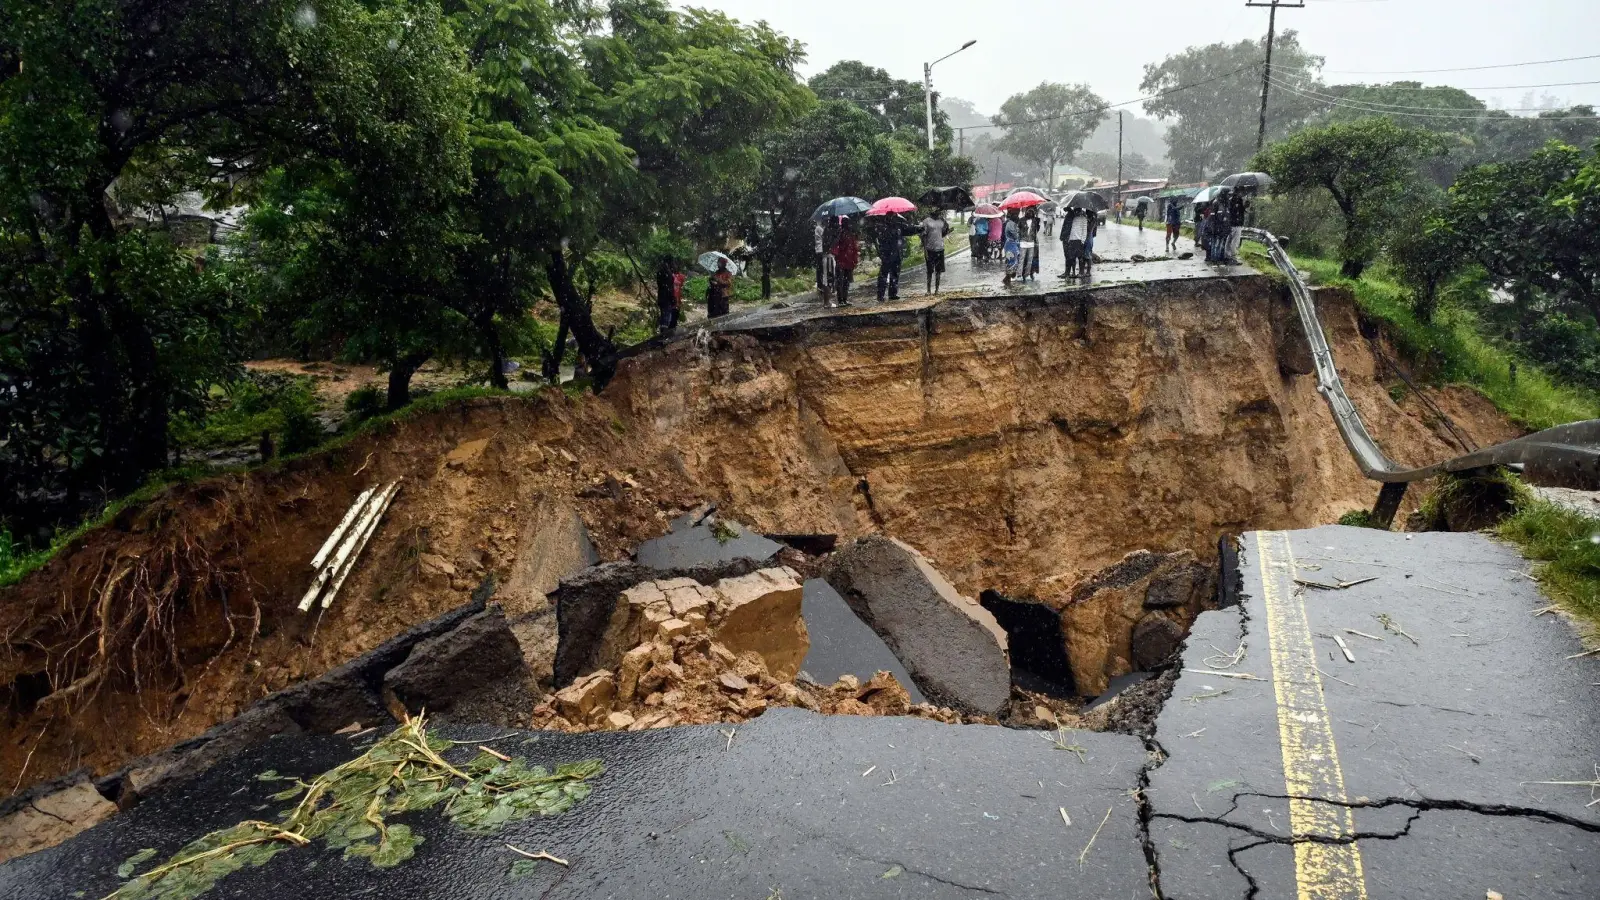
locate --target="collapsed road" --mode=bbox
[4,525,1595,899]
[3,225,1599,897]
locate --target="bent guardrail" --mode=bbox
[1243,228,1600,512]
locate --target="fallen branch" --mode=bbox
[1182,669,1265,681]
[505,844,569,867]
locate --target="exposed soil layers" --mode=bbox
[0,275,1519,793]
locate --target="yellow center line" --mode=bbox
[1257,530,1369,900]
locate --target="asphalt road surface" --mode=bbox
[5,526,1596,899]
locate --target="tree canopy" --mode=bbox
[1255,116,1447,278]
[1142,32,1324,182]
[992,83,1107,189]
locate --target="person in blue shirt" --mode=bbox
[971,215,990,261]
[1164,200,1183,254]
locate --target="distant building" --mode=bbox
[1050,164,1094,190]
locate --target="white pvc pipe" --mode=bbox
[310,486,375,570]
[298,484,390,612]
[321,480,403,610]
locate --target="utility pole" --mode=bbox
[1115,111,1123,223]
[957,127,965,161]
[1248,0,1304,153]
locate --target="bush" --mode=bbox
[278,389,326,454]
[172,371,325,452]
[1337,510,1383,529]
[1499,493,1600,636]
[344,385,386,426]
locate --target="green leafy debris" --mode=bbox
[116,849,159,880]
[101,716,601,900]
[507,859,542,881]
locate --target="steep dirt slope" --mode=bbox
[0,275,1518,792]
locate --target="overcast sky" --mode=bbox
[689,0,1600,118]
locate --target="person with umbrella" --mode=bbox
[871,212,919,302]
[919,208,953,294]
[829,216,862,307]
[1001,210,1022,287]
[655,255,679,331]
[971,213,990,261]
[706,256,734,318]
[1133,197,1148,231]
[1059,205,1089,278]
[1225,188,1250,264]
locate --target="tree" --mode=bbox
[1387,214,1462,323]
[0,0,469,533]
[810,61,951,146]
[992,83,1107,190]
[1434,140,1600,325]
[1142,32,1326,182]
[1254,117,1448,278]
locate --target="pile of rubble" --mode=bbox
[530,567,974,732]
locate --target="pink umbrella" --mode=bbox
[972,203,1003,218]
[867,196,917,216]
[998,190,1046,210]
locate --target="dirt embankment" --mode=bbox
[0,275,1520,794]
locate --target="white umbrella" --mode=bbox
[698,251,735,273]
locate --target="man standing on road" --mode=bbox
[1226,190,1249,264]
[1059,207,1088,278]
[830,217,860,307]
[1164,200,1183,254]
[874,214,918,302]
[920,208,952,294]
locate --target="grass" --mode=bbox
[0,385,528,589]
[1499,488,1600,640]
[1259,246,1600,432]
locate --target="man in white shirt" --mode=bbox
[920,210,951,294]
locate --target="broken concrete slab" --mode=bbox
[822,536,1010,715]
[709,567,808,680]
[551,558,765,687]
[0,773,117,864]
[383,606,536,724]
[1061,549,1212,696]
[797,580,925,705]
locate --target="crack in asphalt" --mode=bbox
[770,810,1006,896]
[1155,788,1600,838]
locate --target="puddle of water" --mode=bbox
[634,514,781,570]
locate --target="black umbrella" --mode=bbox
[918,186,975,209]
[1220,172,1274,193]
[812,196,872,221]
[1057,190,1109,211]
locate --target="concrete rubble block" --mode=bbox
[595,582,673,668]
[0,775,118,863]
[823,536,1011,715]
[709,567,810,680]
[663,582,714,619]
[554,670,615,725]
[615,644,657,705]
[1130,613,1187,670]
[383,606,533,715]
[1062,550,1209,696]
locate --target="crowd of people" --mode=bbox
[652,182,1256,329]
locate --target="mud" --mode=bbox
[0,275,1523,800]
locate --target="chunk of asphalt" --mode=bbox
[383,606,536,721]
[797,579,926,704]
[822,536,1011,716]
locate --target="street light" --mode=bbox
[924,39,977,152]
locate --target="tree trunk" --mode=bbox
[543,308,569,382]
[761,257,772,299]
[1340,258,1367,279]
[385,349,432,410]
[545,254,618,389]
[479,312,508,390]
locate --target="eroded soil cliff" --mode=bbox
[0,275,1519,793]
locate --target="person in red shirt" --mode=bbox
[829,216,860,307]
[708,257,733,318]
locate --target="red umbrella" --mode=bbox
[998,190,1046,210]
[972,203,1003,218]
[867,196,917,216]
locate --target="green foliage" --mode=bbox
[1414,469,1520,533]
[1254,117,1449,278]
[710,519,739,544]
[172,374,322,453]
[1293,254,1600,430]
[992,83,1108,183]
[1141,32,1326,181]
[103,716,603,900]
[1499,493,1600,636]
[343,386,387,427]
[1337,510,1382,529]
[1428,140,1600,333]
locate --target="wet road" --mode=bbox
[1148,526,1600,899]
[707,222,1253,335]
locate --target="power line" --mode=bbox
[1318,53,1600,75]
